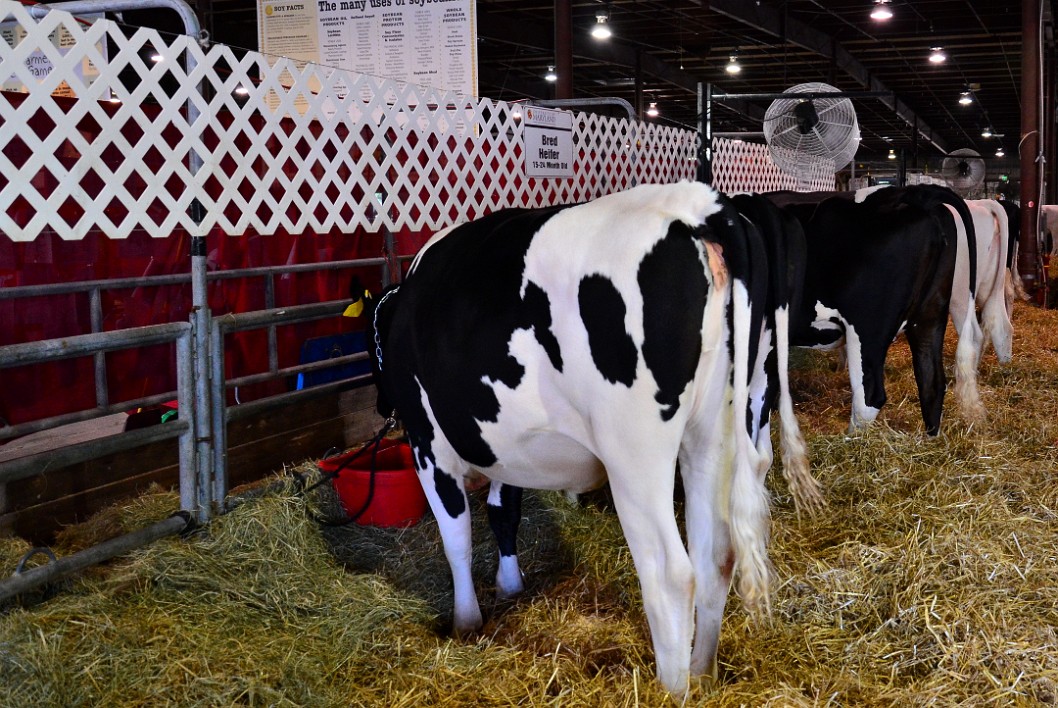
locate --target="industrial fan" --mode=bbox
[763,82,860,176]
[941,148,987,197]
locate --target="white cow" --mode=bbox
[963,199,1014,361]
[1041,204,1058,257]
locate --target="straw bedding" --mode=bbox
[2,300,1058,706]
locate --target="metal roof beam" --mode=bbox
[708,0,949,154]
[477,10,768,122]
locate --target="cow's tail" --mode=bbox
[774,306,824,516]
[707,198,773,617]
[769,202,823,516]
[726,275,772,617]
[953,303,985,424]
[943,204,985,424]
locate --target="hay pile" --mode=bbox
[2,300,1058,706]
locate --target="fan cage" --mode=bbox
[763,82,860,175]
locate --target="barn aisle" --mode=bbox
[1,300,1056,706]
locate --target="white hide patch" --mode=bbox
[809,301,845,346]
[854,185,890,203]
[808,300,879,430]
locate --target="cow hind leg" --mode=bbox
[906,316,949,436]
[415,455,482,635]
[681,446,734,685]
[952,307,986,424]
[605,457,694,697]
[774,308,824,515]
[486,481,525,597]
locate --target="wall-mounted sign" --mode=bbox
[523,105,573,179]
[257,0,477,102]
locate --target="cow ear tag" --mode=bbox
[343,299,364,318]
[342,290,372,318]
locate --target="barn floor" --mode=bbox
[1,300,1057,706]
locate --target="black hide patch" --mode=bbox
[486,483,523,557]
[378,205,571,469]
[578,274,638,387]
[524,281,563,372]
[638,223,709,421]
[433,464,467,518]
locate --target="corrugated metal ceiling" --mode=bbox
[186,0,1054,171]
[472,0,1048,168]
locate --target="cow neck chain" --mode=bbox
[373,286,400,371]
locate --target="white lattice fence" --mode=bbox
[0,1,697,242]
[711,136,835,194]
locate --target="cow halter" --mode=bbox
[373,286,400,371]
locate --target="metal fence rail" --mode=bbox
[0,319,199,510]
[0,255,389,529]
[0,264,374,601]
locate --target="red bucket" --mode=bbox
[320,440,427,528]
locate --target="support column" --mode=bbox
[554,0,573,100]
[1046,43,1056,206]
[697,83,712,185]
[634,50,644,119]
[190,232,214,522]
[1018,0,1042,297]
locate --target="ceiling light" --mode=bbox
[646,102,659,117]
[995,147,1005,157]
[888,148,896,160]
[150,53,163,63]
[591,7,611,40]
[870,0,893,21]
[981,127,993,138]
[928,46,946,63]
[959,90,973,105]
[545,65,557,82]
[725,51,741,75]
[234,85,249,96]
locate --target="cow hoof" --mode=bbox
[451,605,484,637]
[496,557,524,597]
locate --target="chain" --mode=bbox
[373,286,401,371]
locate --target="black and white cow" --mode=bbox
[367,182,821,696]
[730,193,817,507]
[768,188,963,435]
[850,185,984,422]
[998,200,1030,300]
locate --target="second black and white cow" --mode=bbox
[854,185,986,422]
[367,182,820,696]
[730,193,816,506]
[769,188,962,435]
[998,200,1030,300]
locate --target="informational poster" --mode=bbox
[1,14,106,98]
[256,1,320,64]
[257,0,476,101]
[523,106,574,179]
